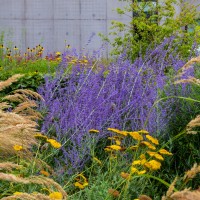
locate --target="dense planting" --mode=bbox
[37,37,194,175]
[0,6,200,197]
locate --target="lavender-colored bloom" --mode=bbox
[37,37,194,175]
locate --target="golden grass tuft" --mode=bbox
[162,188,200,200]
[0,74,24,91]
[184,163,200,181]
[174,56,200,134]
[162,164,200,200]
[0,162,22,171]
[170,189,200,200]
[138,194,152,200]
[1,192,51,200]
[186,115,200,134]
[175,56,200,79]
[0,172,67,199]
[0,75,44,157]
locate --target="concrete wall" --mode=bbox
[0,0,130,55]
[0,0,199,55]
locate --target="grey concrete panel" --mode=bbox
[54,20,80,52]
[81,0,107,20]
[0,0,25,19]
[80,20,107,53]
[0,20,25,50]
[25,0,53,19]
[0,0,194,56]
[25,20,54,53]
[54,0,80,19]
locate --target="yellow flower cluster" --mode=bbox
[49,192,63,200]
[104,127,172,175]
[47,139,62,149]
[40,170,50,177]
[13,145,23,151]
[89,129,100,133]
[66,55,89,66]
[74,173,88,189]
[14,191,63,200]
[34,133,62,149]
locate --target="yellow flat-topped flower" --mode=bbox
[89,129,99,133]
[13,145,23,151]
[128,131,143,141]
[49,191,63,200]
[107,128,128,136]
[159,149,173,155]
[47,139,61,148]
[146,135,159,145]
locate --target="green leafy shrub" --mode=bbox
[103,0,200,61]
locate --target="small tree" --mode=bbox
[104,0,200,61]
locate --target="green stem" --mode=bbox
[144,95,200,129]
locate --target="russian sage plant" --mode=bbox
[38,37,193,175]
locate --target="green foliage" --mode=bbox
[104,0,200,61]
[0,73,44,99]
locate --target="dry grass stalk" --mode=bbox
[0,162,21,171]
[170,189,200,200]
[14,89,44,101]
[0,75,44,156]
[1,193,51,200]
[138,194,152,200]
[0,110,38,156]
[162,177,178,200]
[0,74,24,91]
[175,56,200,79]
[162,164,200,200]
[174,76,200,86]
[0,172,67,199]
[174,55,200,85]
[184,163,200,181]
[0,102,10,109]
[13,101,43,120]
[186,115,200,134]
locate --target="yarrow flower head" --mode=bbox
[128,131,143,141]
[147,151,164,161]
[49,191,63,200]
[146,135,159,145]
[47,139,62,148]
[13,145,23,151]
[120,172,130,179]
[89,129,100,133]
[74,174,88,189]
[34,133,48,140]
[107,128,128,136]
[145,160,161,170]
[140,141,156,150]
[105,145,122,151]
[159,149,173,155]
[40,170,50,177]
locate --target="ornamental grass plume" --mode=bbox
[162,189,200,200]
[0,74,44,157]
[174,55,200,135]
[0,162,22,171]
[1,192,51,200]
[162,164,200,200]
[186,115,200,134]
[0,173,67,199]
